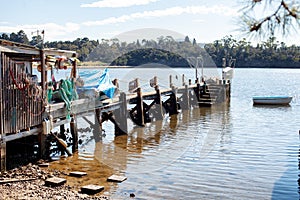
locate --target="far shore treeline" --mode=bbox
[1,30,299,68]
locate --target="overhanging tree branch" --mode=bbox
[240,0,300,38]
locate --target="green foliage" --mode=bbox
[204,35,300,68]
[240,0,300,39]
[1,30,29,44]
[1,30,299,68]
[110,48,189,67]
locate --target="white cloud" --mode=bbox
[81,0,159,8]
[0,22,80,41]
[0,21,9,25]
[82,5,239,26]
[193,19,205,23]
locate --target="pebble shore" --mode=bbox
[0,162,109,200]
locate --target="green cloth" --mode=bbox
[47,79,78,119]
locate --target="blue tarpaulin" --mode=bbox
[79,68,116,98]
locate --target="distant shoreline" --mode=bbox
[77,65,300,69]
[77,65,132,69]
[33,65,300,69]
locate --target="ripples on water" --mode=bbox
[50,68,300,199]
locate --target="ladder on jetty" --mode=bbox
[198,82,229,106]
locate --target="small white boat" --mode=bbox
[253,96,293,105]
[222,67,234,80]
[222,57,236,80]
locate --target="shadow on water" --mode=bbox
[253,104,291,109]
[270,145,299,200]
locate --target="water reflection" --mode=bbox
[299,146,300,199]
[169,115,178,132]
[49,152,116,193]
[253,104,291,109]
[49,102,233,197]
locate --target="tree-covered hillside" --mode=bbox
[1,31,299,68]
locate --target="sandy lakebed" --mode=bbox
[0,161,111,200]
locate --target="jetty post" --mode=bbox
[182,74,185,86]
[70,54,79,152]
[128,78,145,126]
[114,92,128,135]
[152,76,164,120]
[0,52,3,171]
[0,141,6,172]
[169,85,179,115]
[93,108,103,140]
[39,48,47,159]
[70,116,78,153]
[181,84,190,110]
[169,75,173,88]
[136,86,145,126]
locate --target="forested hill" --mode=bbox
[110,48,189,67]
[1,30,299,68]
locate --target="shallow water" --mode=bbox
[50,68,300,199]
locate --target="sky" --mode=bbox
[0,0,299,45]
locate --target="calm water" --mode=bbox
[50,68,300,199]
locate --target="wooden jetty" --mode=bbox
[0,39,231,171]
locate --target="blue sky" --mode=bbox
[0,0,299,45]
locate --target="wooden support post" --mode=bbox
[119,92,128,134]
[39,130,47,159]
[154,77,163,120]
[227,81,231,102]
[59,124,66,139]
[93,108,102,141]
[136,88,145,126]
[59,124,66,155]
[169,75,173,88]
[71,53,77,79]
[181,84,190,110]
[182,74,185,86]
[70,116,78,153]
[114,92,128,135]
[0,141,6,172]
[169,86,179,116]
[40,50,47,98]
[189,79,192,85]
[195,83,201,102]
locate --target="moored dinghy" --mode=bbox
[253,96,293,105]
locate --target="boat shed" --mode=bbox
[0,39,76,171]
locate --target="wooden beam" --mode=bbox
[114,92,128,135]
[93,108,102,141]
[153,81,164,120]
[2,128,41,142]
[39,125,47,159]
[40,50,47,95]
[181,84,190,110]
[168,86,179,115]
[46,98,117,119]
[136,87,144,126]
[70,116,78,153]
[0,178,37,184]
[0,52,3,135]
[52,118,71,128]
[0,141,6,172]
[169,75,173,88]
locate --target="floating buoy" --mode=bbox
[37,64,41,72]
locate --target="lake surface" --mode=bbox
[50,68,300,199]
